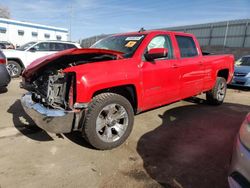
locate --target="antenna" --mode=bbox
[69,3,73,40]
[139,27,146,33]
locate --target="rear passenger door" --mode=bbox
[175,35,204,98]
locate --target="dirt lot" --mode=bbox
[0,78,249,188]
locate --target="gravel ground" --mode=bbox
[0,78,249,188]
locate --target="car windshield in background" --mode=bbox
[237,56,250,66]
[16,42,36,51]
[91,35,145,58]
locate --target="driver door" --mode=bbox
[141,35,180,110]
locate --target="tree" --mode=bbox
[0,5,10,19]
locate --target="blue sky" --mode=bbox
[1,0,250,41]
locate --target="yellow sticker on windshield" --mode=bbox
[125,41,137,48]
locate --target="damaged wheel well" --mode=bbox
[93,85,138,114]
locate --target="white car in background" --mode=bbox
[3,41,81,77]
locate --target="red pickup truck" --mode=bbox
[21,30,234,150]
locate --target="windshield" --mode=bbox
[236,56,250,66]
[16,42,36,51]
[91,35,145,58]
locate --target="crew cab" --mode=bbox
[21,30,234,150]
[3,40,81,77]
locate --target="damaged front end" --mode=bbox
[21,93,75,133]
[21,48,123,133]
[29,71,75,110]
[21,71,80,133]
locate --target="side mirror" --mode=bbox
[29,47,37,52]
[145,48,168,61]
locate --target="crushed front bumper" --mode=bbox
[21,92,74,133]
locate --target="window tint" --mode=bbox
[33,42,50,51]
[176,36,198,58]
[53,43,66,51]
[146,35,174,59]
[65,44,76,49]
[91,35,145,58]
[48,43,76,51]
[17,42,36,51]
[239,57,250,66]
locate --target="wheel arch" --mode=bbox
[7,58,25,70]
[92,84,138,114]
[217,69,229,82]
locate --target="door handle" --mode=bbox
[198,61,203,65]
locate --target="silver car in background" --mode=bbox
[230,56,250,88]
[228,113,250,188]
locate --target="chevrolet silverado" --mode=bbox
[21,30,234,150]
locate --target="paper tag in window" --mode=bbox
[125,36,143,41]
[125,41,137,48]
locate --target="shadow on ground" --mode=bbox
[0,87,8,94]
[64,132,94,149]
[137,101,250,188]
[8,100,53,141]
[228,85,250,91]
[8,99,94,148]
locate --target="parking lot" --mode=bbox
[0,78,249,188]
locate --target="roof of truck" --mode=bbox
[113,30,192,36]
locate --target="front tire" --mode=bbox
[206,77,227,105]
[83,93,134,150]
[6,60,22,77]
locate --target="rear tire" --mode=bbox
[82,93,134,150]
[206,77,227,105]
[6,60,22,77]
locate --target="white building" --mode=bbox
[0,18,68,47]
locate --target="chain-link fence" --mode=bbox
[164,19,250,48]
[80,34,110,48]
[80,19,250,48]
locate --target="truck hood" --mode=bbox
[234,65,250,74]
[22,48,124,78]
[2,49,25,57]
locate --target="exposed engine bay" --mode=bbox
[22,52,119,110]
[31,70,74,110]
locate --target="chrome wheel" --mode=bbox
[96,103,129,143]
[6,63,20,77]
[217,81,226,101]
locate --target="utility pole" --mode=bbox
[69,3,73,41]
[223,21,229,48]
